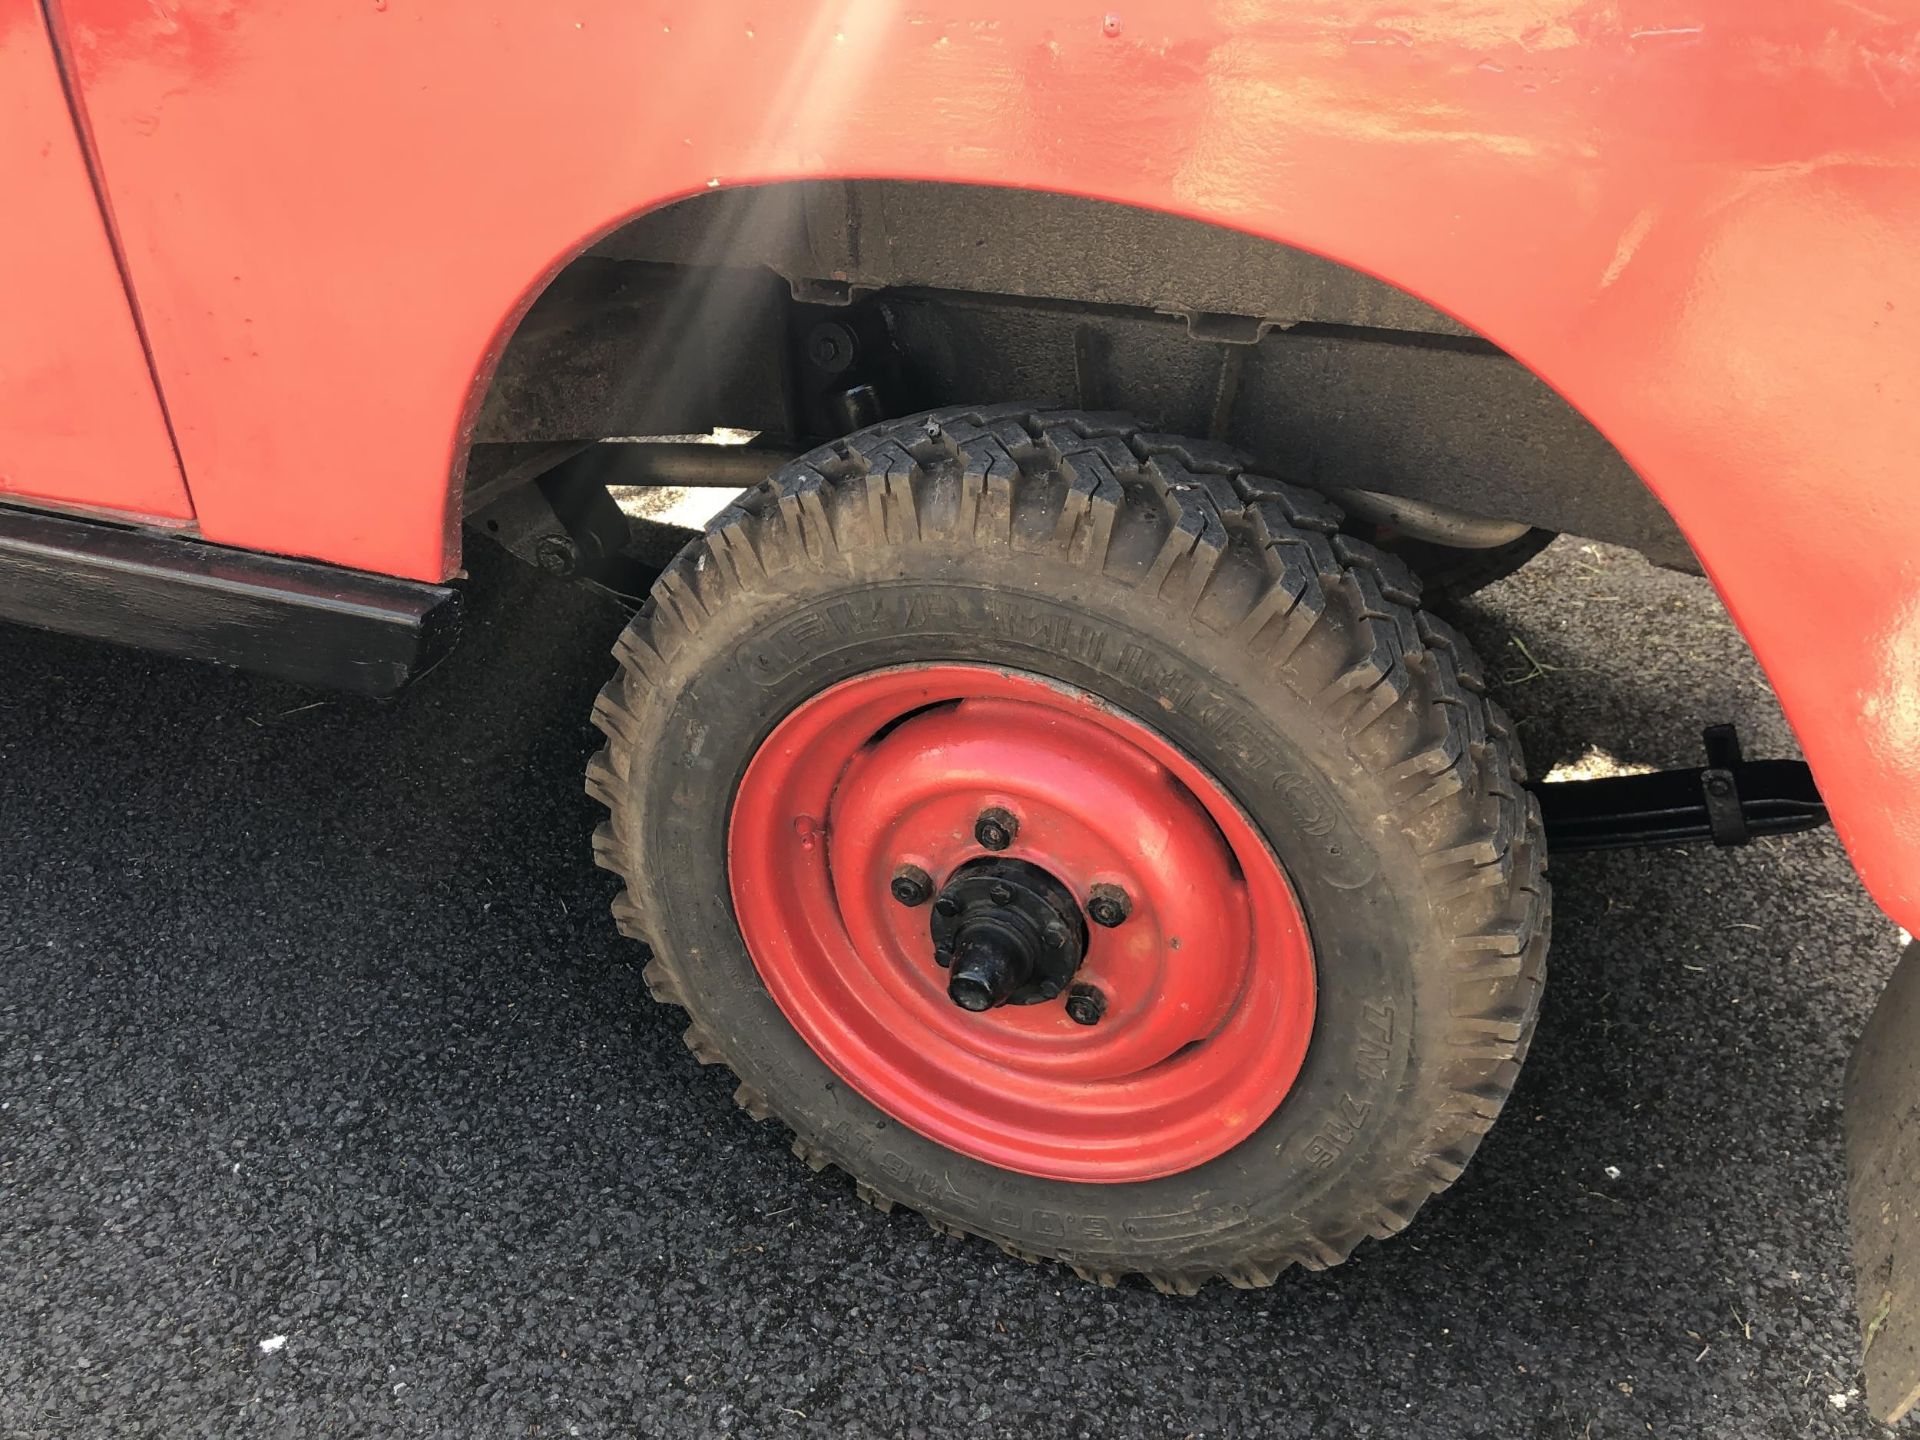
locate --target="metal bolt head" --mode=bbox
[989,882,1013,905]
[1065,984,1107,1026]
[933,895,961,919]
[1087,884,1132,928]
[890,864,933,907]
[805,321,857,374]
[975,808,1017,852]
[534,534,578,577]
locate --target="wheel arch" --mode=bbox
[457,179,1692,565]
[454,174,1920,939]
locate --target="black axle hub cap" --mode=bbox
[929,857,1089,1011]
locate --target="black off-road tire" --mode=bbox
[587,405,1548,1291]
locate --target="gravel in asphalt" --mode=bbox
[0,536,1904,1438]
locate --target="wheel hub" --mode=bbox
[928,856,1088,1010]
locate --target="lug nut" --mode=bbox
[890,864,933,907]
[1087,884,1132,928]
[1065,984,1107,1026]
[974,808,1017,852]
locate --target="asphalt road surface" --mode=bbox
[0,535,1904,1439]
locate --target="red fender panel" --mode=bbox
[49,0,1920,931]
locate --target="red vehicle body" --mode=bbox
[6,0,1918,934]
[4,0,1917,1420]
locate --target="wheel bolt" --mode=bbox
[1088,884,1132,928]
[890,864,933,907]
[1065,984,1107,1026]
[975,808,1017,851]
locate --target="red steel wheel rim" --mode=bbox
[727,665,1316,1184]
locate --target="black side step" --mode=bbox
[0,505,460,696]
[1532,724,1829,854]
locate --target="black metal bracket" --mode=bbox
[467,446,672,600]
[468,446,635,578]
[1532,724,1829,854]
